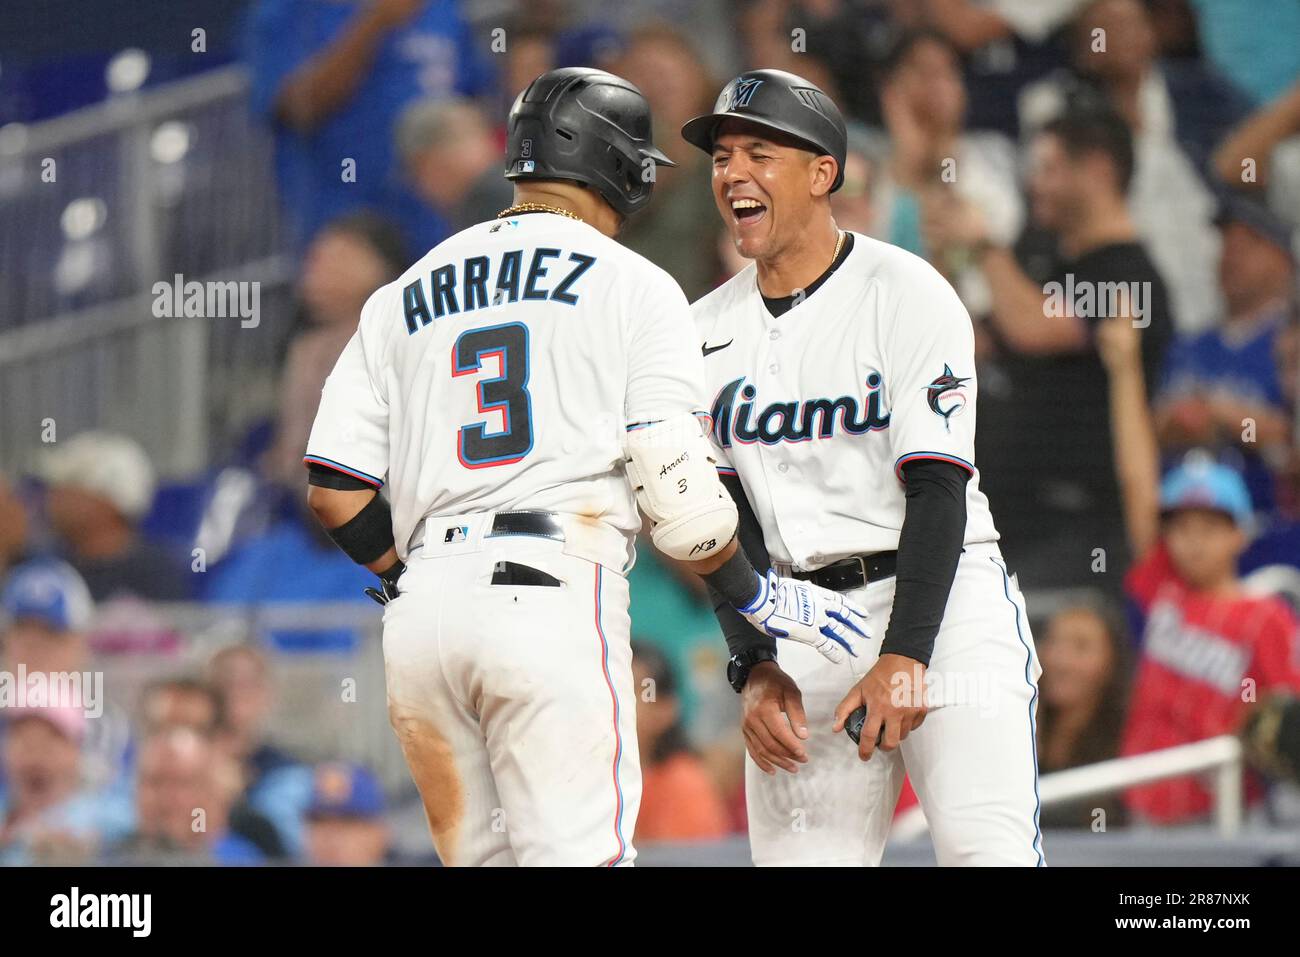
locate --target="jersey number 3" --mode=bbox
[452,322,534,468]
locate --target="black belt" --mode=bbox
[792,551,898,592]
[485,510,565,541]
[419,510,565,551]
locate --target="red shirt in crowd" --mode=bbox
[1120,543,1300,822]
[635,753,732,843]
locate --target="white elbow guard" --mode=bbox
[624,413,738,562]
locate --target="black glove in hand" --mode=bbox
[365,559,406,606]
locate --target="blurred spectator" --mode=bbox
[1156,194,1296,474]
[831,128,882,237]
[1120,459,1300,823]
[910,0,1091,135]
[1213,79,1300,229]
[0,477,31,580]
[207,645,313,854]
[1035,604,1131,828]
[138,677,220,733]
[927,110,1172,592]
[303,762,392,865]
[243,0,495,251]
[737,0,896,125]
[1020,0,1250,332]
[39,431,191,601]
[263,214,408,488]
[137,675,289,859]
[631,642,730,844]
[109,726,264,865]
[612,25,721,301]
[500,22,556,112]
[566,0,740,77]
[0,560,133,809]
[876,29,1022,315]
[1145,0,1202,60]
[397,97,512,233]
[0,560,94,677]
[202,493,375,652]
[1188,0,1300,105]
[0,708,106,865]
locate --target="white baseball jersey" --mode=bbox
[692,232,1000,572]
[306,211,711,866]
[306,212,708,563]
[693,232,1043,867]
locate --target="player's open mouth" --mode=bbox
[731,198,767,226]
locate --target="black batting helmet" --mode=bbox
[681,69,847,192]
[505,68,676,218]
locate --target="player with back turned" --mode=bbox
[684,69,1045,866]
[301,68,867,867]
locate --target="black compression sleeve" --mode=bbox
[879,459,970,666]
[706,473,777,658]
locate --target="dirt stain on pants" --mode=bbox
[389,705,465,865]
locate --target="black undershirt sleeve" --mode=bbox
[307,462,373,491]
[706,473,778,659]
[880,459,970,666]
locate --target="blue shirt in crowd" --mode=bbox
[1191,0,1300,104]
[243,0,495,252]
[203,517,376,652]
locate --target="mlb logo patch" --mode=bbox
[518,160,535,173]
[444,525,469,544]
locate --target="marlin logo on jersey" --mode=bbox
[926,364,970,431]
[710,374,890,448]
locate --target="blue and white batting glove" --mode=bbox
[736,569,869,664]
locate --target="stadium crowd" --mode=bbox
[2,0,1300,863]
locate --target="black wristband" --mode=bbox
[326,493,396,566]
[700,546,762,610]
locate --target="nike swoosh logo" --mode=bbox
[702,339,733,357]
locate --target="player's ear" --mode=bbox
[809,154,837,198]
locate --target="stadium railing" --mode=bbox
[891,735,1245,840]
[86,601,410,793]
[0,65,293,478]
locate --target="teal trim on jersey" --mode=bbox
[893,451,974,483]
[992,556,1044,867]
[302,455,384,489]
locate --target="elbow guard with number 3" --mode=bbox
[624,413,739,562]
[624,413,869,663]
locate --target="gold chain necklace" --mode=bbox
[832,229,846,263]
[498,202,584,223]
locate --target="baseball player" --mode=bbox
[302,68,867,867]
[683,70,1044,866]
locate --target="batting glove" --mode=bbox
[736,570,869,664]
[365,559,406,607]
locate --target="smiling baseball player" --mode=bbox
[684,70,1044,866]
[302,68,866,867]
